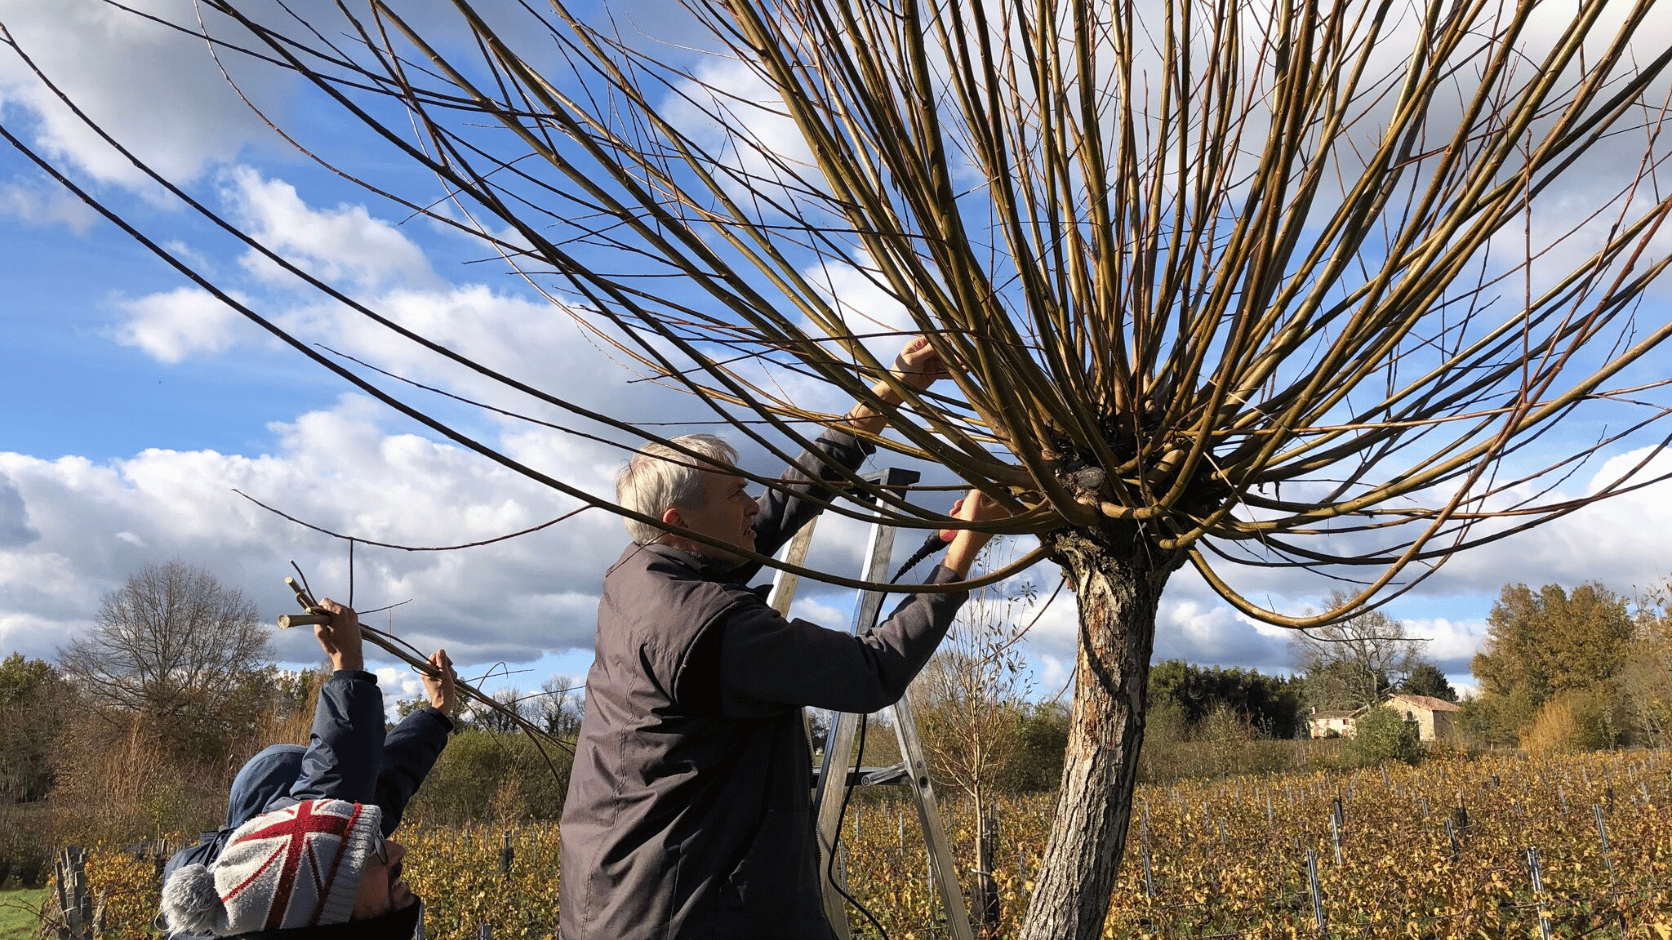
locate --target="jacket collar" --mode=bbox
[636,542,744,580]
[632,542,771,597]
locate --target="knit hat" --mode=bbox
[160,799,383,936]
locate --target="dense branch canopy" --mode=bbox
[7,0,1672,624]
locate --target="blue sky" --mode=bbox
[3,0,1672,706]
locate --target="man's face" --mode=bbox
[669,469,759,562]
[352,837,417,920]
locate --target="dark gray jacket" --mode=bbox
[559,430,970,940]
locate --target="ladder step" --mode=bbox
[811,763,911,789]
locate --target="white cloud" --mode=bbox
[0,397,619,668]
[113,285,244,363]
[1032,653,1072,700]
[375,664,431,706]
[0,0,287,190]
[0,179,98,232]
[1417,447,1672,599]
[788,597,846,630]
[225,167,439,295]
[1404,616,1487,673]
[663,54,820,214]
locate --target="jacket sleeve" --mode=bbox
[741,428,877,574]
[287,669,386,806]
[715,565,969,715]
[373,707,453,836]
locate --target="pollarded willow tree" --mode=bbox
[9,0,1672,935]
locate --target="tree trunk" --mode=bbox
[971,783,1000,939]
[1017,525,1179,940]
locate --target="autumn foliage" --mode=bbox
[62,748,1672,940]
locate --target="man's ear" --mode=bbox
[661,506,683,529]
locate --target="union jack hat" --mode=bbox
[161,799,383,936]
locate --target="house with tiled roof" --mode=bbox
[1306,693,1461,741]
[1381,692,1460,741]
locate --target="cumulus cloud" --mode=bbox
[662,54,820,215]
[1404,616,1488,676]
[0,0,287,190]
[1409,447,1672,600]
[113,286,245,363]
[225,168,440,295]
[0,396,622,667]
[788,597,847,631]
[0,390,975,683]
[0,179,98,232]
[0,477,37,547]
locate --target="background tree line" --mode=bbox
[1463,578,1672,753]
[0,561,585,889]
[10,556,1672,896]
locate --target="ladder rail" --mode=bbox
[809,503,896,938]
[767,518,818,618]
[887,689,976,940]
[767,468,976,940]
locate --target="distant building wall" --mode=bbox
[1307,712,1356,738]
[1382,693,1460,741]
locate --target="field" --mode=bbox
[0,889,46,940]
[59,749,1672,939]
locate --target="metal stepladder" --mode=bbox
[763,468,975,940]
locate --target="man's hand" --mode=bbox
[423,648,457,714]
[942,489,1010,579]
[892,335,952,388]
[314,598,365,672]
[845,335,952,435]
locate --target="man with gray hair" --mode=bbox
[560,337,1006,940]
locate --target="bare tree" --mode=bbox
[10,2,1672,936]
[464,685,531,733]
[1291,590,1427,711]
[57,560,270,732]
[910,542,1037,937]
[912,585,1034,812]
[532,674,584,739]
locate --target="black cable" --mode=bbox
[890,529,949,583]
[825,713,890,939]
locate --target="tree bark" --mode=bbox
[1018,525,1179,940]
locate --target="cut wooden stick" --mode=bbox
[272,570,575,758]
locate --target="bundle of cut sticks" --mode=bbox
[278,570,574,758]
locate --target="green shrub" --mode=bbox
[408,730,573,824]
[1347,706,1423,765]
[995,703,1068,793]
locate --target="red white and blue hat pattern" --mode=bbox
[161,799,383,936]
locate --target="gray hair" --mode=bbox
[617,434,740,544]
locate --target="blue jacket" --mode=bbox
[160,670,452,937]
